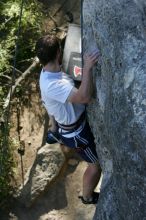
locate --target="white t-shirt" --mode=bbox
[39,70,85,125]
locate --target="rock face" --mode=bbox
[17,143,65,207]
[83,0,146,219]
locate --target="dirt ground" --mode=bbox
[3,159,100,220]
[0,1,100,219]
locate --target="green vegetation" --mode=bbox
[0,0,42,72]
[0,0,44,207]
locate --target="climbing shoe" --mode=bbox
[78,192,99,204]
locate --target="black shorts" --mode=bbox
[59,120,98,163]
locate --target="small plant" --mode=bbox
[0,128,18,208]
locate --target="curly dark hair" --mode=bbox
[35,35,60,66]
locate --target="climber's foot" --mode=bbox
[78,192,99,204]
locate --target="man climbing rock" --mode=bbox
[35,35,101,204]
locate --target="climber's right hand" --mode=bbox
[83,49,100,71]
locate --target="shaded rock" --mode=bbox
[17,143,66,207]
[68,158,79,166]
[83,0,146,219]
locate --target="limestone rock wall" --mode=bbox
[83,0,146,219]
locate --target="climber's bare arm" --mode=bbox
[68,51,99,104]
[49,115,57,132]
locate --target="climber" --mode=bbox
[35,35,101,204]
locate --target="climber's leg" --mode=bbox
[83,162,101,200]
[58,120,102,203]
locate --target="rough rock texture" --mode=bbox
[17,143,65,207]
[83,0,146,219]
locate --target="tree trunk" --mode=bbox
[83,0,146,219]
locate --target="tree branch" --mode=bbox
[48,13,58,27]
[0,75,12,81]
[53,0,67,16]
[3,57,40,110]
[10,66,23,76]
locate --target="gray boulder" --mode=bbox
[17,143,65,207]
[83,0,146,219]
